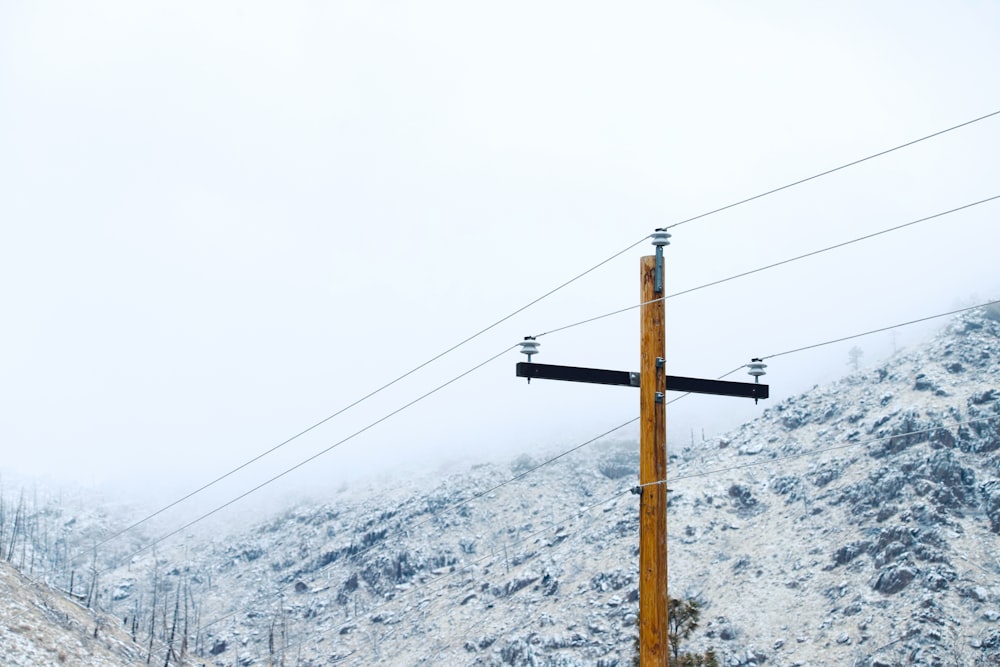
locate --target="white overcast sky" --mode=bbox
[2,2,999,510]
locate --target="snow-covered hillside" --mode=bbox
[0,560,149,666]
[4,307,1000,667]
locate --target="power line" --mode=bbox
[408,415,1000,663]
[261,413,998,663]
[700,297,1000,383]
[197,298,1000,626]
[196,414,640,632]
[96,344,519,574]
[641,415,1000,489]
[212,403,985,644]
[31,109,1000,664]
[86,240,648,555]
[183,395,997,661]
[82,111,1000,556]
[101,295,999,585]
[253,478,639,662]
[194,320,998,661]
[535,194,1000,338]
[666,108,1000,230]
[490,300,1000,516]
[78,114,1000,600]
[761,298,1000,360]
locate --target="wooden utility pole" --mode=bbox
[515,230,769,667]
[639,254,668,665]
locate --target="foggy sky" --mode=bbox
[2,2,999,519]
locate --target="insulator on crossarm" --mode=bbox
[519,337,540,363]
[747,358,767,383]
[519,337,540,384]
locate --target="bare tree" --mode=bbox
[132,595,141,642]
[86,544,99,609]
[181,579,191,661]
[146,554,159,664]
[164,582,180,666]
[26,486,39,575]
[6,489,24,563]
[187,583,202,657]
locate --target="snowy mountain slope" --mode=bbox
[0,560,149,667]
[5,307,1000,667]
[663,309,1000,667]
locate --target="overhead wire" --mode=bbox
[249,476,640,663]
[86,240,649,554]
[487,299,1000,520]
[458,419,1000,662]
[761,298,1000,360]
[94,288,1000,591]
[195,414,640,632]
[14,107,997,667]
[171,313,997,661]
[697,297,1000,384]
[640,414,1000,490]
[221,484,633,661]
[186,302,1000,662]
[653,298,1000,488]
[108,293,1000,606]
[665,108,1000,230]
[74,112,1000,609]
[96,343,519,574]
[535,194,1000,338]
[83,108,1000,558]
[291,413,1000,664]
[479,419,999,658]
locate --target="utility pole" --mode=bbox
[639,251,667,663]
[516,230,769,665]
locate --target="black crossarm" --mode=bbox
[515,363,768,400]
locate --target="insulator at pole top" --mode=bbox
[651,228,672,247]
[747,358,767,382]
